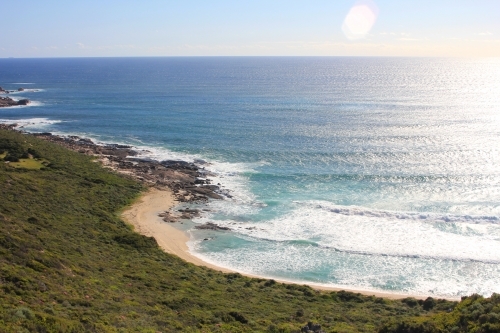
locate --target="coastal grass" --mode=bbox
[7,158,46,170]
[0,129,498,333]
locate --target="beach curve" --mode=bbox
[121,188,450,300]
[121,188,234,272]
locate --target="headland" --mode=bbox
[1,123,488,333]
[0,122,456,300]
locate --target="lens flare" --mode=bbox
[342,0,379,40]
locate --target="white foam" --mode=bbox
[5,122,257,205]
[205,201,500,263]
[189,231,500,298]
[0,98,43,107]
[6,122,259,216]
[132,146,261,212]
[7,89,43,94]
[0,117,61,129]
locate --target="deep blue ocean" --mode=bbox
[1,57,499,298]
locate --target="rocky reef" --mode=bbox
[25,132,227,203]
[0,96,30,107]
[0,123,233,236]
[0,86,32,107]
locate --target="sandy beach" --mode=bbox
[121,188,236,272]
[120,188,451,300]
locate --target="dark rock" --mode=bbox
[202,185,220,191]
[78,138,93,144]
[194,158,208,165]
[188,186,223,199]
[0,96,31,107]
[1,123,224,205]
[17,99,30,105]
[194,222,231,231]
[162,216,178,223]
[160,160,197,170]
[158,210,179,223]
[101,149,130,159]
[178,208,200,214]
[17,88,25,91]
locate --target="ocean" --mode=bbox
[1,57,499,298]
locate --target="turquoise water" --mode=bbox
[1,57,500,297]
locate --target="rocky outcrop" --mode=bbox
[194,222,231,231]
[185,185,223,200]
[17,99,30,105]
[23,131,229,204]
[0,86,24,94]
[0,97,31,107]
[0,124,234,234]
[158,211,179,223]
[178,208,201,219]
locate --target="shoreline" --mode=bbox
[0,123,225,205]
[1,123,459,301]
[121,188,235,271]
[122,187,455,301]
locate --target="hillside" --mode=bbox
[0,128,497,333]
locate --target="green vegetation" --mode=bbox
[380,294,500,333]
[0,129,497,332]
[0,137,47,169]
[8,158,46,170]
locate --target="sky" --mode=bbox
[1,0,499,57]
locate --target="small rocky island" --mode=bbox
[0,86,31,107]
[0,96,31,107]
